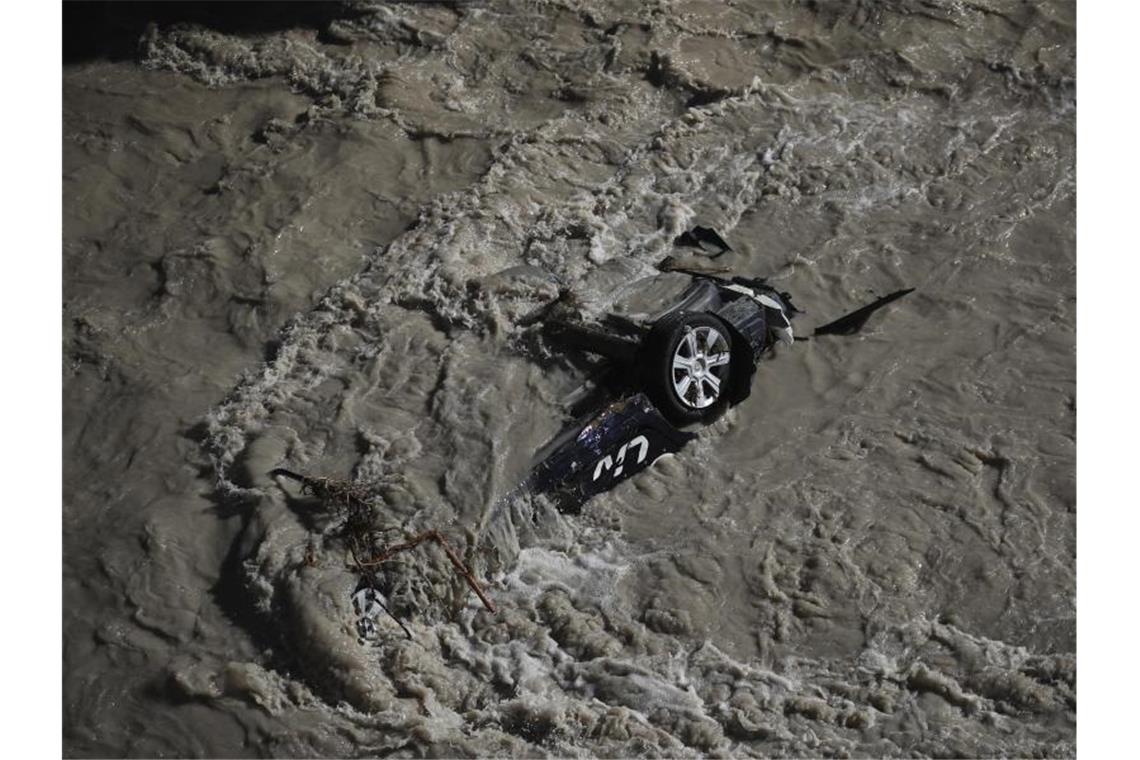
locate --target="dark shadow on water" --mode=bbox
[63,1,366,64]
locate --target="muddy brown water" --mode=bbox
[63,2,1075,756]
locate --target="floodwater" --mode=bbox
[63,2,1075,756]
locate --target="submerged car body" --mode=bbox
[518,228,912,513]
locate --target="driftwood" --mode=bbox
[270,468,497,629]
[351,529,497,614]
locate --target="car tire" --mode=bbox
[641,311,734,425]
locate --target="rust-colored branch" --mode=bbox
[272,468,497,615]
[356,530,497,614]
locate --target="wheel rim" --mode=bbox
[671,325,730,409]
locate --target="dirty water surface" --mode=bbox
[63,2,1075,757]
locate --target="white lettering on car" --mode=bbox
[592,435,650,481]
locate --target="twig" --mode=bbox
[355,530,497,614]
[271,468,497,617]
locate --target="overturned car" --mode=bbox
[516,228,913,513]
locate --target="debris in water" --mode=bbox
[270,468,497,640]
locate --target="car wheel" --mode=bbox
[641,312,733,425]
